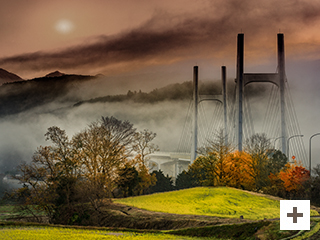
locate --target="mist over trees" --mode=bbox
[0,70,272,177]
[0,73,96,116]
[74,80,227,106]
[7,116,158,224]
[0,70,270,120]
[4,114,320,226]
[75,79,271,107]
[3,71,320,225]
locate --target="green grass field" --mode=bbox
[0,205,16,220]
[114,187,318,220]
[0,225,214,240]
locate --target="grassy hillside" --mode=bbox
[114,187,317,220]
[0,224,205,240]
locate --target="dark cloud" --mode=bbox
[0,0,320,75]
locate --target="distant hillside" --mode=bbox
[1,70,210,117]
[74,81,223,106]
[0,68,269,117]
[45,70,66,78]
[73,76,269,107]
[0,72,96,116]
[0,68,23,85]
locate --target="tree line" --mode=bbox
[74,80,224,106]
[175,132,320,207]
[4,118,320,225]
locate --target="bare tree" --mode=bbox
[10,117,147,224]
[132,129,159,167]
[72,121,129,205]
[12,126,80,223]
[244,133,272,190]
[101,116,136,152]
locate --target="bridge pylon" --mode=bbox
[235,33,287,154]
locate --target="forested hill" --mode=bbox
[74,81,223,106]
[0,68,267,116]
[0,69,224,117]
[0,73,96,116]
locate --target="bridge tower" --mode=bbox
[190,66,227,163]
[236,33,287,153]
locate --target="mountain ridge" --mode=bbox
[0,68,23,85]
[0,70,97,116]
[45,71,66,78]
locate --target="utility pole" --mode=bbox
[309,133,320,173]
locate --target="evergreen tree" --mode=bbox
[175,170,198,190]
[117,163,140,197]
[148,170,174,193]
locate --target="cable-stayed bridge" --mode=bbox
[150,33,307,180]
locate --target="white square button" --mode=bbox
[280,200,310,230]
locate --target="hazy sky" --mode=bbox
[0,0,320,79]
[0,0,320,169]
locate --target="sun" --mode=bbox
[55,19,74,34]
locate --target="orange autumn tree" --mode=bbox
[279,161,310,193]
[189,133,290,191]
[225,151,256,190]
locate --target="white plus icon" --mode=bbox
[287,207,303,223]
[280,200,310,230]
